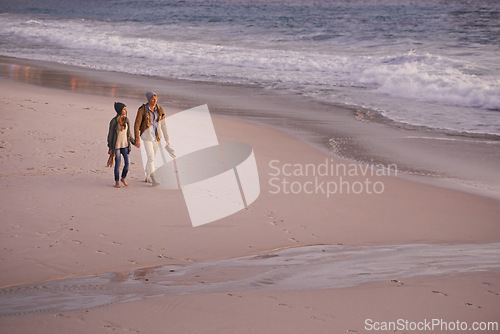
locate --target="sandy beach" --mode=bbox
[0,58,499,333]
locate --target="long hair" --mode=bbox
[117,115,127,131]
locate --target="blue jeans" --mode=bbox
[114,148,129,181]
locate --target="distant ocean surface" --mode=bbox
[1,0,499,136]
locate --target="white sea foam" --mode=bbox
[0,0,499,135]
[360,55,500,109]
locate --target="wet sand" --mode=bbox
[0,57,499,333]
[2,56,500,198]
[2,243,500,317]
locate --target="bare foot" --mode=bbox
[114,181,120,188]
[121,178,128,186]
[151,175,160,187]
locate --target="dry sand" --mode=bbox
[0,76,499,333]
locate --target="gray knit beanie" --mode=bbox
[146,91,157,101]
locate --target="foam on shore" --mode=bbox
[1,56,499,199]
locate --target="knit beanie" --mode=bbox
[146,91,157,101]
[114,102,126,114]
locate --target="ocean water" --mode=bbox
[1,0,499,136]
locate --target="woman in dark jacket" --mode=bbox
[107,102,135,188]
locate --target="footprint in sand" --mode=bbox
[476,281,497,296]
[391,279,404,286]
[267,211,278,226]
[267,211,300,242]
[266,210,284,226]
[465,302,482,309]
[431,290,447,296]
[158,254,173,259]
[226,293,242,298]
[278,303,291,308]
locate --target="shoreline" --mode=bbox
[2,243,500,316]
[1,56,500,199]
[0,60,499,333]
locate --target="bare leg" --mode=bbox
[151,173,160,187]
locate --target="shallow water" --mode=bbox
[1,0,499,135]
[2,56,500,198]
[1,243,499,317]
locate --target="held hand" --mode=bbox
[165,144,176,158]
[135,141,140,148]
